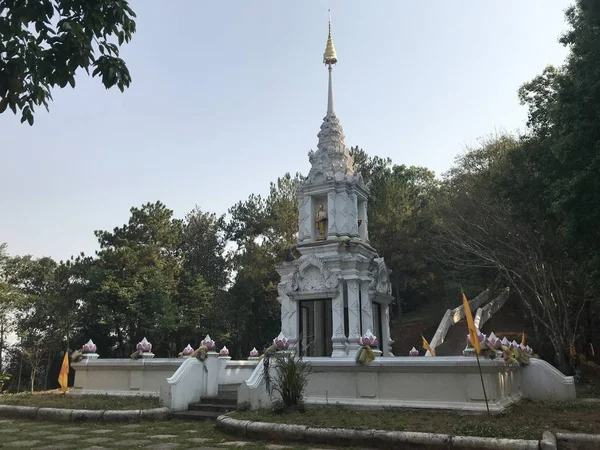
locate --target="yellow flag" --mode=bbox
[58,351,69,393]
[462,292,480,355]
[521,331,526,346]
[422,335,436,356]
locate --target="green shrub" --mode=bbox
[271,352,311,410]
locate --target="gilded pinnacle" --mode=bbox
[323,9,337,65]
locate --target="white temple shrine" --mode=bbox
[277,15,394,358]
[71,12,577,415]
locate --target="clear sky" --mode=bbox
[1,1,571,261]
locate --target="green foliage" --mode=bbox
[0,0,136,124]
[270,352,311,410]
[0,373,11,392]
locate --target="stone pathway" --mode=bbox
[0,419,344,450]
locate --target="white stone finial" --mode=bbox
[182,344,194,356]
[250,347,259,357]
[409,347,419,356]
[219,346,230,357]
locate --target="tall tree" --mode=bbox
[0,0,136,124]
[82,201,183,356]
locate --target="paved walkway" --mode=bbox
[0,418,336,450]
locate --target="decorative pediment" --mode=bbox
[296,254,339,291]
[369,257,392,296]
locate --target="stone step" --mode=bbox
[189,402,236,413]
[203,396,237,406]
[218,384,240,393]
[171,410,221,421]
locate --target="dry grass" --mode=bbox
[232,400,600,440]
[0,390,160,409]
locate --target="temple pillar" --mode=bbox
[327,191,337,239]
[359,200,369,242]
[382,304,394,357]
[331,284,347,357]
[347,279,361,353]
[313,304,324,356]
[360,281,373,337]
[349,193,359,237]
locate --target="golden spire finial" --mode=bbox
[323,9,337,65]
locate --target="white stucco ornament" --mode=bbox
[273,332,289,349]
[360,330,378,347]
[219,346,230,357]
[136,337,152,352]
[182,344,194,356]
[249,347,259,357]
[82,339,97,354]
[201,335,216,351]
[409,347,419,357]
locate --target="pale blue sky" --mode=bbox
[1,1,571,261]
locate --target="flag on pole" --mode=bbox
[521,331,526,346]
[462,292,481,354]
[422,335,436,356]
[58,351,69,393]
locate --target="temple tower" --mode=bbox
[276,11,394,357]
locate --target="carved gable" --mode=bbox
[296,254,339,291]
[369,257,392,296]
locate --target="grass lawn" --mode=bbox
[0,418,334,449]
[232,400,600,441]
[0,390,160,410]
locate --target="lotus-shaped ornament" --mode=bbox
[273,332,289,349]
[409,347,419,356]
[136,337,152,352]
[360,330,378,347]
[219,346,230,357]
[82,339,97,354]
[201,335,216,351]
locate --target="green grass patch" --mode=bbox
[0,390,160,410]
[231,400,600,440]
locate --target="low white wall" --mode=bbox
[240,356,576,412]
[521,358,576,401]
[73,356,260,411]
[159,357,206,411]
[72,358,184,397]
[474,288,510,330]
[220,360,259,386]
[241,356,526,412]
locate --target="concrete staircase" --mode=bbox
[171,384,239,421]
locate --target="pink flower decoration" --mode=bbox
[136,337,152,352]
[201,335,216,351]
[360,330,378,347]
[82,339,97,354]
[273,332,289,349]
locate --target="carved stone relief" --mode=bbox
[296,254,339,291]
[369,257,392,296]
